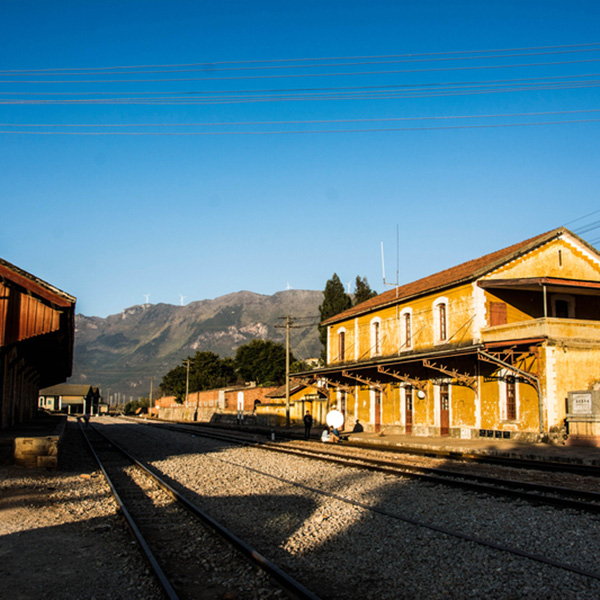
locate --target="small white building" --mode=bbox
[39,384,100,415]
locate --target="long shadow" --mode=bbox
[87,420,600,599]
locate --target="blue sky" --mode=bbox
[1,1,599,317]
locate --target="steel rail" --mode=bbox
[109,417,600,583]
[258,442,600,513]
[85,421,321,600]
[127,418,600,512]
[77,419,180,600]
[123,415,600,477]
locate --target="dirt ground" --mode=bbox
[0,420,163,600]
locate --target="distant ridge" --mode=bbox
[70,289,323,400]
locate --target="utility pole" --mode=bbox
[285,315,291,428]
[185,359,190,405]
[149,376,154,408]
[276,314,317,428]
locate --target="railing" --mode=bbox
[481,317,600,343]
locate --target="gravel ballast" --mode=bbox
[96,418,600,600]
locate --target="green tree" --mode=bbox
[159,350,237,401]
[159,363,187,401]
[234,339,293,385]
[189,351,236,391]
[353,275,377,306]
[318,273,352,361]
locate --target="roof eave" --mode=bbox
[323,228,567,327]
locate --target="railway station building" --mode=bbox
[302,228,600,443]
[0,258,76,429]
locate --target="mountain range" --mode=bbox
[70,290,323,401]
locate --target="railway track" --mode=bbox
[124,415,600,477]
[94,417,600,596]
[79,420,319,600]
[126,418,600,514]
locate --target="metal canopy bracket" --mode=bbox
[377,366,427,391]
[341,370,387,399]
[325,379,356,398]
[478,349,544,434]
[421,359,477,391]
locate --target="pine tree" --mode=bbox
[353,275,377,306]
[318,273,352,361]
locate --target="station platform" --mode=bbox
[329,429,600,467]
[0,412,68,468]
[120,414,600,468]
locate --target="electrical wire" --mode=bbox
[4,48,600,77]
[3,71,600,97]
[1,108,599,128]
[2,42,599,72]
[3,57,600,84]
[563,209,600,227]
[1,118,599,135]
[3,82,600,106]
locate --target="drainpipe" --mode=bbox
[478,350,544,435]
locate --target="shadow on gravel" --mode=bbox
[0,515,160,600]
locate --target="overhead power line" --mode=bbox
[3,57,600,84]
[1,108,599,128]
[1,42,599,73]
[1,118,599,136]
[3,71,600,96]
[3,48,600,77]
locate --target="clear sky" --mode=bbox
[1,1,599,317]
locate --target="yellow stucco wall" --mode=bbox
[329,282,478,364]
[323,232,600,440]
[488,236,600,281]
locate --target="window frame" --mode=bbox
[433,297,449,344]
[370,317,382,356]
[400,307,413,350]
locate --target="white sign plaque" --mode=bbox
[572,393,593,415]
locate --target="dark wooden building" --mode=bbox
[0,258,76,429]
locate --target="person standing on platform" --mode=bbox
[303,410,313,440]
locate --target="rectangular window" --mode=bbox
[338,331,345,361]
[405,313,412,348]
[439,303,447,341]
[373,321,380,354]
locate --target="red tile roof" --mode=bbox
[323,227,567,326]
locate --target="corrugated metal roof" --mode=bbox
[0,257,76,307]
[39,384,96,397]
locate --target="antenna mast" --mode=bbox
[381,225,400,298]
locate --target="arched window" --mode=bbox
[370,317,382,356]
[433,297,449,344]
[338,328,346,361]
[400,308,413,350]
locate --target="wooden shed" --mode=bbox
[0,257,76,429]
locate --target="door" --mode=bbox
[440,384,450,436]
[374,390,382,433]
[405,386,413,435]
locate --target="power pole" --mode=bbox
[276,314,318,428]
[285,315,291,427]
[275,315,303,428]
[185,359,190,405]
[149,376,154,407]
